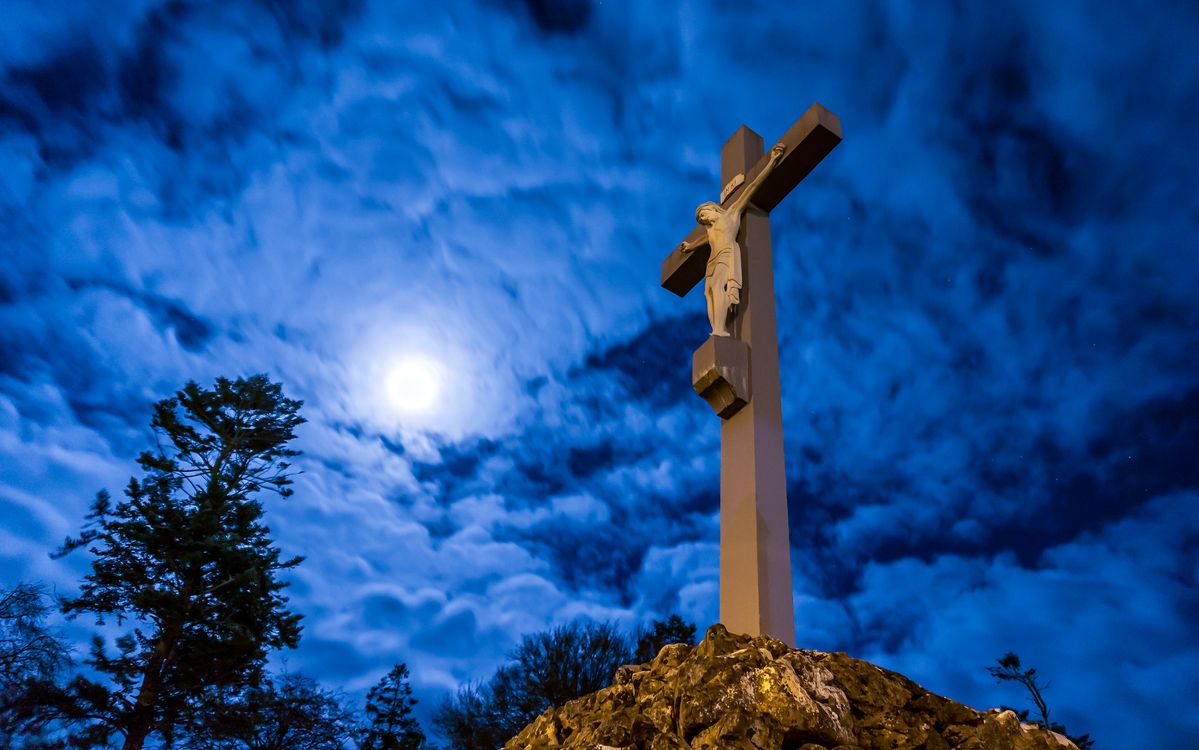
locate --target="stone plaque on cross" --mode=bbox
[662,103,841,646]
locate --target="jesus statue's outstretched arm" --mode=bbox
[728,143,786,215]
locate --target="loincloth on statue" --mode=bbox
[705,246,741,290]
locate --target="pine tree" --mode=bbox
[989,652,1095,749]
[360,663,426,750]
[52,375,306,750]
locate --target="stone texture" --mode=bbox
[503,625,1079,750]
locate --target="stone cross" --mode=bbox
[661,103,841,646]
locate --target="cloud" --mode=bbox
[851,491,1199,746]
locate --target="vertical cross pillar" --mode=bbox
[717,126,796,646]
[662,103,840,647]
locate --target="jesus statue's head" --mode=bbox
[695,201,722,226]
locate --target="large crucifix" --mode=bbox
[661,103,841,647]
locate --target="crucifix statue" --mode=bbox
[679,142,787,337]
[661,103,841,647]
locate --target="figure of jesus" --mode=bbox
[678,142,786,336]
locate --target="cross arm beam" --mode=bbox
[660,102,842,297]
[660,226,712,298]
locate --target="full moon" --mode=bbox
[385,355,445,414]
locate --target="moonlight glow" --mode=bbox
[385,356,445,415]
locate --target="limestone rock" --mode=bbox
[503,625,1078,750]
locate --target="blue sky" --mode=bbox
[2,0,1197,745]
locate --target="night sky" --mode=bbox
[2,1,1197,746]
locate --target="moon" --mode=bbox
[385,355,445,415]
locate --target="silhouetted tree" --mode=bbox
[989,652,1094,749]
[183,671,354,750]
[52,375,306,750]
[0,582,72,745]
[0,583,70,691]
[359,663,426,750]
[434,620,633,748]
[633,614,696,663]
[432,681,504,750]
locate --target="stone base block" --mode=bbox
[692,335,751,419]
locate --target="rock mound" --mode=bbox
[504,624,1077,750]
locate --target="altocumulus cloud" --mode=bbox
[2,0,1197,745]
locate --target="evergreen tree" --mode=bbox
[52,375,306,750]
[360,663,426,750]
[989,652,1095,749]
[633,614,696,663]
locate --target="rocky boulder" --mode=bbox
[503,624,1077,750]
